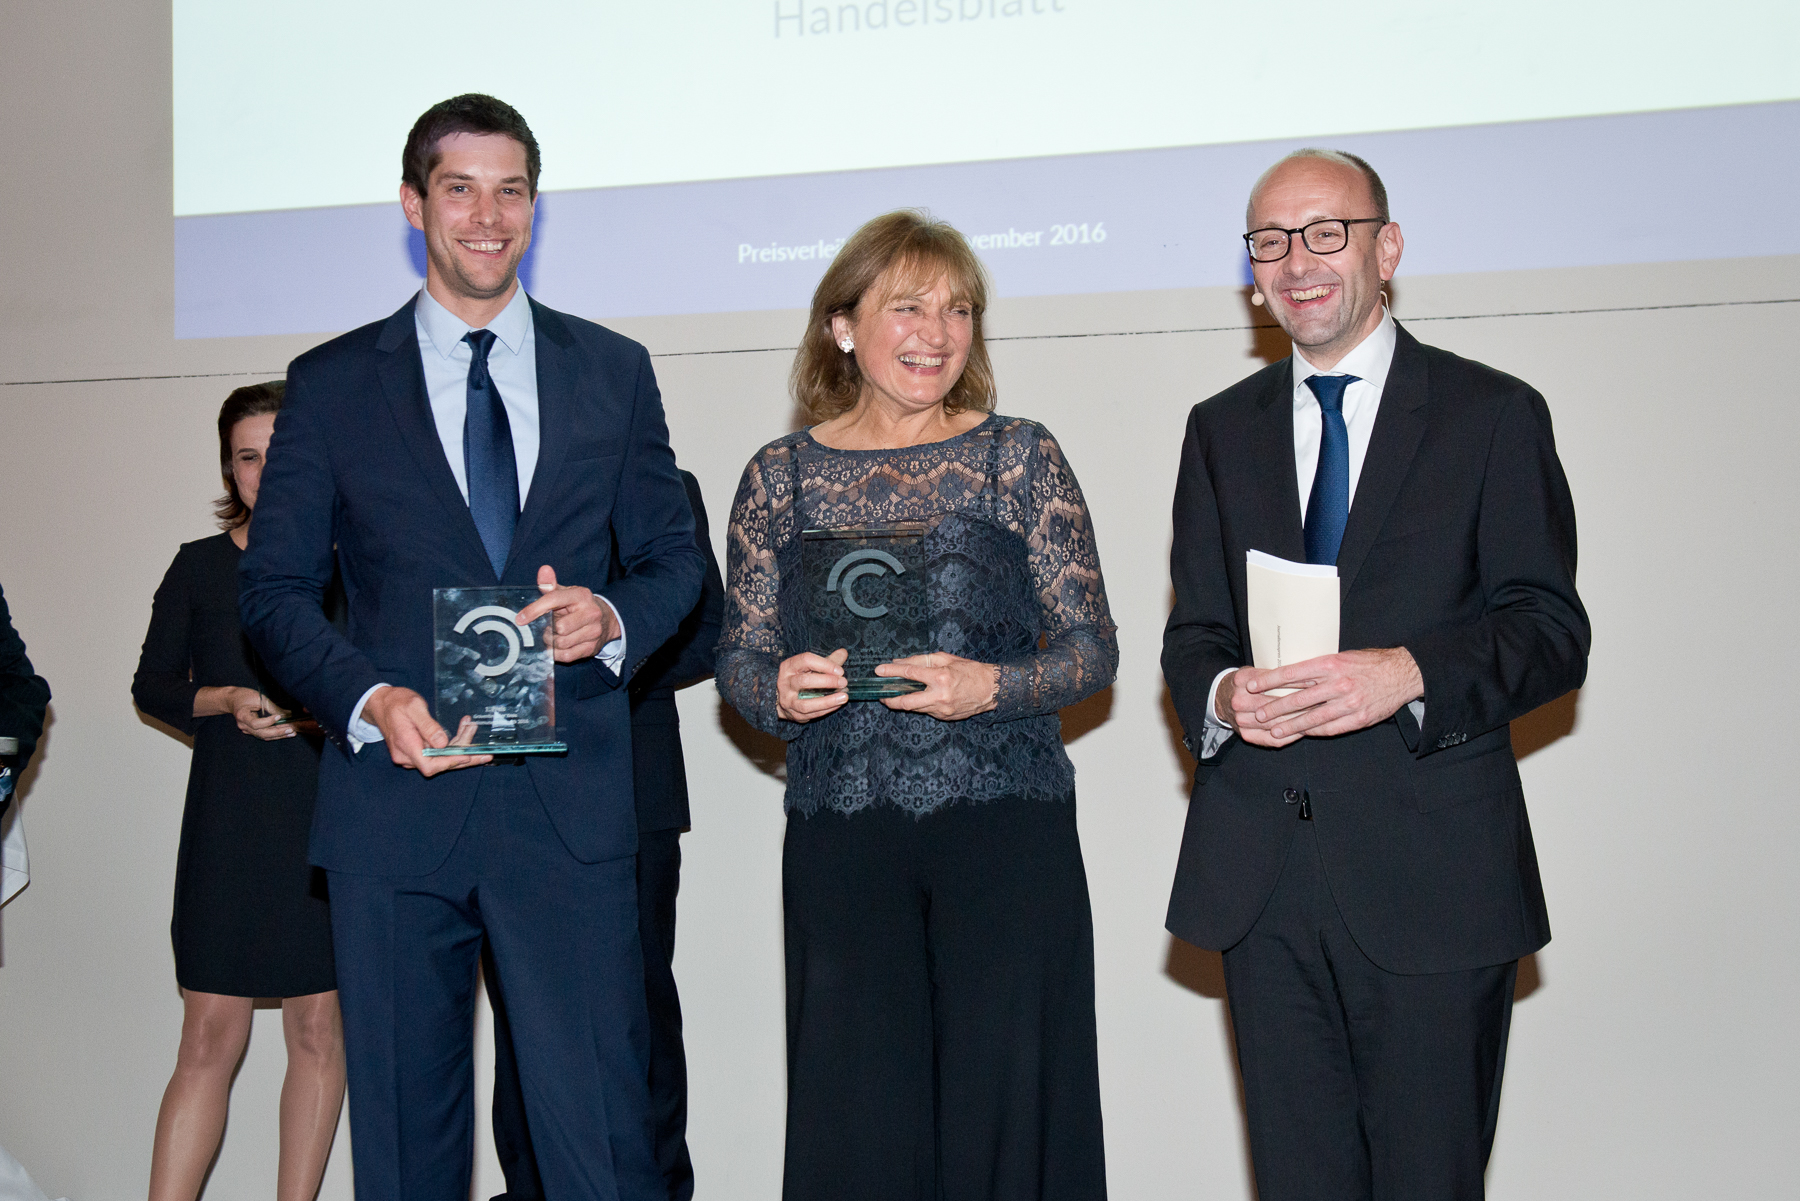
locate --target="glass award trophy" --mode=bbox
[423,586,567,756]
[799,523,930,701]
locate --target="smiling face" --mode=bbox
[1248,156,1403,370]
[227,412,277,514]
[401,132,535,321]
[830,268,974,417]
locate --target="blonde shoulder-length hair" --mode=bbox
[791,210,996,424]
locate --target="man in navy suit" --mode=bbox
[240,94,704,1200]
[1162,150,1589,1199]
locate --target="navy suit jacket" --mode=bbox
[1162,324,1590,975]
[627,470,724,834]
[240,296,705,875]
[0,582,51,771]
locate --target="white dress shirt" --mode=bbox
[347,285,624,748]
[1288,311,1397,524]
[1198,311,1422,756]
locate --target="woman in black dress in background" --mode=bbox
[133,382,343,1201]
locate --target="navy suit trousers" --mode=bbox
[328,766,661,1201]
[486,826,692,1201]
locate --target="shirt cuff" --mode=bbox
[595,597,627,674]
[1198,667,1237,759]
[347,683,390,751]
[1407,698,1425,726]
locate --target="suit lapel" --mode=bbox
[373,299,495,576]
[1248,362,1307,564]
[507,299,579,573]
[1335,323,1429,595]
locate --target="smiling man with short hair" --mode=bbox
[240,93,703,1200]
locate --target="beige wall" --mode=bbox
[4,3,1798,1198]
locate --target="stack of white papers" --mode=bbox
[1245,550,1339,696]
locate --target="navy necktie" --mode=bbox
[463,328,518,578]
[1303,373,1360,566]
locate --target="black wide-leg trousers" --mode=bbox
[1222,819,1517,1201]
[781,797,1107,1201]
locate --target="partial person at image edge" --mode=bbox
[0,582,51,822]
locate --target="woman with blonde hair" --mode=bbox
[717,210,1116,1200]
[133,381,344,1201]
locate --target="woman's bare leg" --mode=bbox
[276,990,345,1201]
[147,990,254,1201]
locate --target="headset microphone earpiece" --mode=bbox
[1251,291,1265,306]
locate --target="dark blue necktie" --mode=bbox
[463,328,518,578]
[1303,373,1359,566]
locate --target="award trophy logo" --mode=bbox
[800,523,930,700]
[425,586,567,756]
[826,547,908,619]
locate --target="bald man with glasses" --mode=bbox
[1161,149,1590,1199]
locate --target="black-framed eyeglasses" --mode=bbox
[1243,218,1386,263]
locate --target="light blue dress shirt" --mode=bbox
[416,283,542,505]
[347,285,624,749]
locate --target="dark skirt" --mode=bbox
[171,715,335,997]
[781,795,1107,1201]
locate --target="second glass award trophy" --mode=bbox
[423,586,567,756]
[799,523,930,701]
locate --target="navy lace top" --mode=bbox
[715,414,1119,817]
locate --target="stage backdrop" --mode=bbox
[0,2,1797,1199]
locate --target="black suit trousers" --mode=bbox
[488,827,691,1201]
[1223,817,1516,1201]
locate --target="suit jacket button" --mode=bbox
[1283,788,1301,804]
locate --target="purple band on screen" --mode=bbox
[174,100,1799,340]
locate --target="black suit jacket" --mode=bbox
[0,582,51,770]
[240,296,706,875]
[1162,323,1589,975]
[627,470,724,833]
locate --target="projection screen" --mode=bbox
[172,0,1800,339]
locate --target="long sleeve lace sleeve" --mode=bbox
[983,428,1119,723]
[714,448,807,740]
